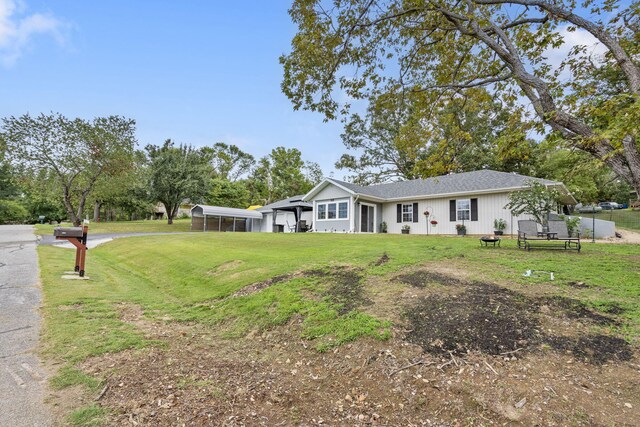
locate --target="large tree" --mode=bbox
[203,142,255,182]
[281,0,640,195]
[337,88,537,183]
[247,147,322,204]
[2,113,136,225]
[146,140,212,224]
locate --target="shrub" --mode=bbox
[0,200,28,224]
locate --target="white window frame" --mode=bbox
[456,199,471,221]
[316,199,349,221]
[402,203,413,222]
[317,204,326,220]
[338,201,348,219]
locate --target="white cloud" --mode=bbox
[0,0,67,67]
[545,25,609,82]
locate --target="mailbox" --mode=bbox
[53,224,89,277]
[53,227,84,238]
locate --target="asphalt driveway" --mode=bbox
[0,225,50,427]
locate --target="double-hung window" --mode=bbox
[338,202,348,219]
[456,199,471,221]
[317,204,326,220]
[402,203,413,222]
[327,203,337,219]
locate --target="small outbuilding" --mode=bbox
[190,205,263,232]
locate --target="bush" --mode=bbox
[0,200,29,224]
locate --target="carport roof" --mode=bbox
[191,205,263,219]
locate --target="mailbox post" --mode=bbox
[53,222,89,277]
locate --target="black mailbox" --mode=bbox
[53,227,84,238]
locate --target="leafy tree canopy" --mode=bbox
[146,140,212,224]
[203,142,255,182]
[248,147,323,204]
[281,0,640,195]
[2,113,136,225]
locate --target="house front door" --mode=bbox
[360,204,375,233]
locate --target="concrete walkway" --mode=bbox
[0,225,50,427]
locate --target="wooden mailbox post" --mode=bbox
[53,223,89,277]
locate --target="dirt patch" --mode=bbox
[373,253,389,266]
[311,267,371,314]
[536,295,618,326]
[230,272,303,298]
[547,335,634,365]
[77,322,640,427]
[395,270,463,288]
[402,275,630,364]
[567,281,590,289]
[405,282,538,356]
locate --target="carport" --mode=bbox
[190,205,263,232]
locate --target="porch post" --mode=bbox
[204,214,207,232]
[350,196,356,233]
[294,207,301,232]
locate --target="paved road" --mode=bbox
[0,225,50,427]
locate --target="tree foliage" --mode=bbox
[336,88,538,183]
[146,140,212,224]
[1,113,136,225]
[203,142,255,182]
[206,178,251,209]
[247,147,322,204]
[281,0,640,194]
[506,181,561,225]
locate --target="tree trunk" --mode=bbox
[93,201,101,222]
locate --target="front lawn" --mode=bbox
[38,233,640,425]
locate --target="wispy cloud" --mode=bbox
[545,24,608,82]
[0,0,67,67]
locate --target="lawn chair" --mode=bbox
[547,220,581,252]
[286,220,297,232]
[298,220,308,232]
[517,220,546,250]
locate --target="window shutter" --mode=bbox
[471,198,478,221]
[449,200,456,221]
[396,204,401,223]
[412,202,419,222]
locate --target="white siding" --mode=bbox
[382,192,521,235]
[314,184,352,201]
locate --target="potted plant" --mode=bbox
[493,218,507,235]
[401,224,411,234]
[430,219,438,226]
[380,221,388,233]
[455,223,466,236]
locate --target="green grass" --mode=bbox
[50,366,101,391]
[67,405,109,427]
[589,208,640,231]
[34,218,192,235]
[39,233,640,375]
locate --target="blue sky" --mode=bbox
[0,0,344,176]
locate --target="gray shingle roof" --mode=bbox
[330,170,559,200]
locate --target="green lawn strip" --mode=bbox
[50,366,101,391]
[67,405,110,427]
[34,218,192,235]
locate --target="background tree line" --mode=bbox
[0,113,322,225]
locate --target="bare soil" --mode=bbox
[52,266,640,426]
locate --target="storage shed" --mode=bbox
[190,205,263,232]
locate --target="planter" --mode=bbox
[457,229,466,236]
[494,230,504,236]
[401,229,410,234]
